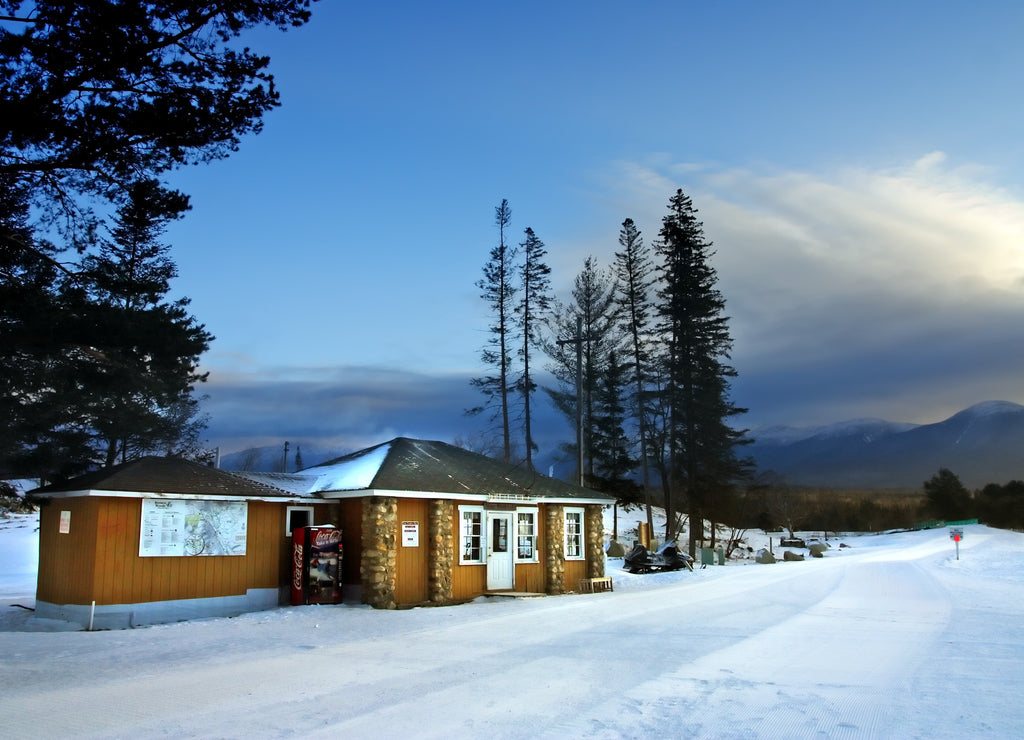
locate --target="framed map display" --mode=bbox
[140,499,248,557]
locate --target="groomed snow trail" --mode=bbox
[1,526,1021,739]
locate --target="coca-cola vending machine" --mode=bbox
[291,525,343,605]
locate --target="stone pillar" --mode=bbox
[428,499,453,604]
[585,505,605,578]
[360,496,398,609]
[544,504,565,595]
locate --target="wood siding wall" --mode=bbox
[394,498,428,605]
[514,503,548,593]
[37,499,98,605]
[451,558,486,601]
[38,497,294,607]
[564,558,588,590]
[336,499,363,586]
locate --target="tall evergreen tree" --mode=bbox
[654,189,749,555]
[545,257,622,482]
[924,468,973,521]
[613,218,658,536]
[590,348,642,539]
[76,180,213,468]
[590,349,636,486]
[516,227,552,470]
[0,181,96,479]
[469,200,518,463]
[0,1,317,477]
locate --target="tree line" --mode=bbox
[1,1,317,481]
[925,468,1024,530]
[469,195,751,556]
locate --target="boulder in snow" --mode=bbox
[755,548,776,564]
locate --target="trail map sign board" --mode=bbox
[140,499,248,557]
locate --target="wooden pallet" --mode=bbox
[577,576,613,594]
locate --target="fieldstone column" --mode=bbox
[545,504,565,594]
[428,499,454,604]
[585,505,605,578]
[360,496,398,609]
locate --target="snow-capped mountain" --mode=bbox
[749,401,1024,489]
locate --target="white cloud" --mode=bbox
[595,153,1024,424]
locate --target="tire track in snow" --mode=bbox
[614,558,952,739]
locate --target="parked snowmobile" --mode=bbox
[623,541,694,574]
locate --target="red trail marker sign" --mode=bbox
[949,527,964,560]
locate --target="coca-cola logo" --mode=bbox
[292,543,303,592]
[313,528,342,549]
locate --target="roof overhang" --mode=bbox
[31,489,324,503]
[315,488,612,505]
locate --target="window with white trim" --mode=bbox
[285,506,314,536]
[459,505,485,564]
[515,508,538,562]
[564,507,585,560]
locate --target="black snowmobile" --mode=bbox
[623,541,694,574]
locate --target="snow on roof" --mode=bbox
[307,442,392,492]
[228,472,320,498]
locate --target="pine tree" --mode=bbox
[0,1,315,251]
[517,227,552,470]
[0,181,96,479]
[590,349,636,487]
[924,468,973,521]
[613,218,658,537]
[77,180,213,468]
[0,1,315,478]
[469,200,518,463]
[545,257,622,482]
[654,189,749,555]
[590,348,642,539]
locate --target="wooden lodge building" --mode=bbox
[31,438,612,628]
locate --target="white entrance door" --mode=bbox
[486,511,515,590]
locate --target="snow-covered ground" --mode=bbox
[2,509,1023,738]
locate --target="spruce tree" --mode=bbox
[0,181,96,479]
[613,218,658,537]
[77,180,213,468]
[545,256,622,482]
[516,227,552,470]
[469,200,518,463]
[654,189,749,555]
[0,1,316,477]
[591,350,636,487]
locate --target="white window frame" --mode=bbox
[458,505,485,565]
[285,505,314,536]
[564,507,585,560]
[514,507,539,563]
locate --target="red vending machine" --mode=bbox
[291,525,343,605]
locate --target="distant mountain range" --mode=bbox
[748,401,1024,489]
[220,401,1024,491]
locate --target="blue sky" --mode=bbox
[161,1,1024,456]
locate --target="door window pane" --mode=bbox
[492,516,508,553]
